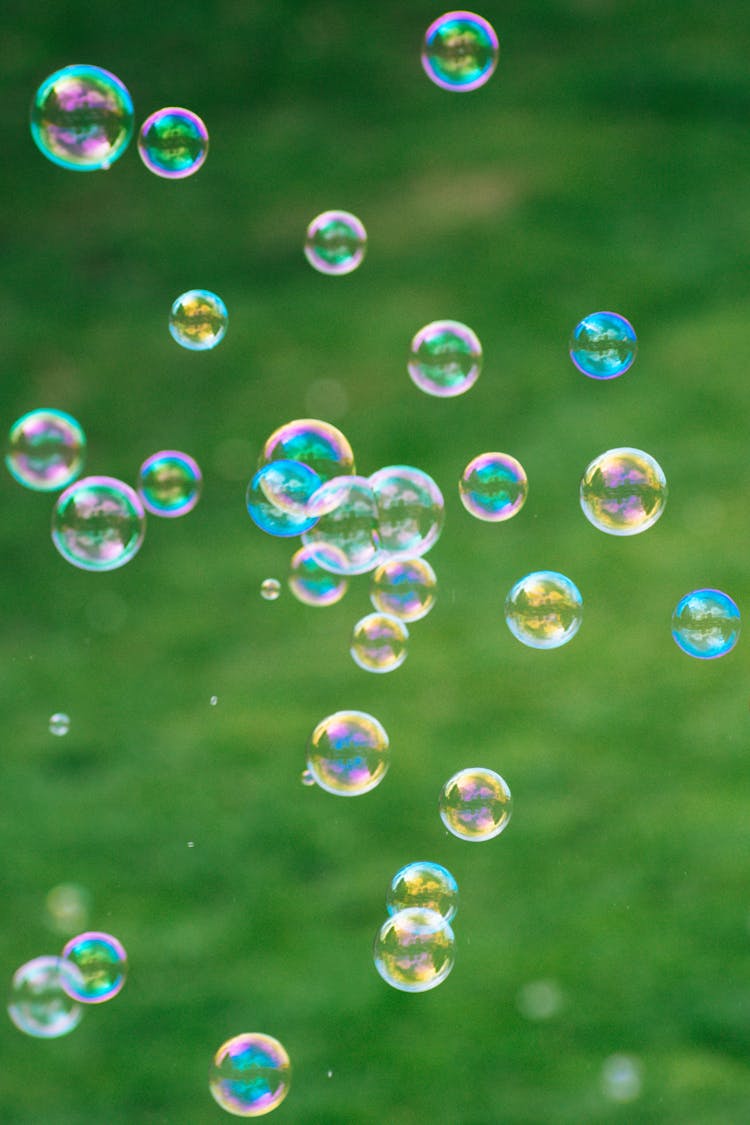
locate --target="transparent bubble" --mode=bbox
[580,447,667,536]
[369,465,445,560]
[246,461,321,537]
[138,107,208,179]
[505,570,582,650]
[288,543,349,606]
[351,612,409,673]
[601,1054,643,1103]
[459,452,527,522]
[373,908,455,993]
[421,12,499,92]
[570,311,637,379]
[61,931,127,1003]
[52,476,146,572]
[8,956,84,1038]
[260,419,355,483]
[45,883,91,936]
[260,578,281,601]
[49,712,70,736]
[301,767,316,787]
[516,979,565,1021]
[138,450,202,517]
[439,767,512,841]
[169,289,227,351]
[307,710,390,796]
[672,589,740,659]
[302,476,381,575]
[408,320,482,397]
[370,557,437,622]
[387,861,459,922]
[6,409,86,491]
[210,695,219,706]
[304,211,367,276]
[30,64,134,171]
[210,1032,291,1117]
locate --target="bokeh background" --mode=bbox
[3,2,750,1121]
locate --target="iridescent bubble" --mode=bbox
[45,883,91,936]
[52,476,146,572]
[601,1054,643,1103]
[570,311,637,379]
[49,712,70,737]
[373,908,455,993]
[138,450,202,517]
[580,447,667,536]
[408,320,482,397]
[672,589,740,659]
[370,557,437,622]
[505,570,582,650]
[386,861,459,922]
[439,767,512,841]
[138,107,208,179]
[246,461,321,537]
[307,710,390,796]
[260,578,281,601]
[421,12,499,92]
[351,612,408,673]
[61,931,127,1003]
[260,419,355,483]
[210,1033,291,1118]
[302,476,381,575]
[6,409,86,491]
[30,64,134,171]
[459,452,527,522]
[8,956,84,1038]
[304,211,367,276]
[369,465,445,560]
[300,767,316,787]
[288,543,349,606]
[169,289,227,351]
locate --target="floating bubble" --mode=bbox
[570,311,637,379]
[408,320,482,397]
[49,712,70,737]
[138,450,202,517]
[351,612,409,674]
[288,543,349,606]
[374,908,455,993]
[580,447,667,536]
[369,465,445,560]
[302,476,381,575]
[45,883,91,936]
[210,695,219,706]
[8,956,84,1038]
[169,289,227,351]
[61,931,127,1003]
[439,767,512,841]
[421,12,499,92]
[307,710,390,796]
[138,107,208,179]
[6,409,86,491]
[387,861,459,922]
[601,1054,643,1103]
[52,476,146,572]
[30,64,134,171]
[246,461,321,537]
[260,419,355,483]
[304,211,366,276]
[209,1032,291,1117]
[260,578,281,601]
[505,570,582,650]
[516,979,565,1021]
[672,589,740,659]
[370,557,437,622]
[301,767,316,787]
[459,452,527,522]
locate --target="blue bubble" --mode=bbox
[672,589,740,659]
[246,460,321,537]
[569,311,637,379]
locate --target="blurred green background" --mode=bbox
[3,1,750,1121]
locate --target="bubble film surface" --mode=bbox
[30,64,134,171]
[169,289,227,351]
[138,107,208,178]
[421,12,499,92]
[307,710,390,796]
[138,450,202,517]
[288,544,349,606]
[260,578,281,601]
[51,476,146,572]
[386,861,459,922]
[408,320,482,397]
[505,570,582,650]
[569,311,637,379]
[209,1032,291,1117]
[370,557,437,622]
[459,452,528,522]
[6,409,86,491]
[302,476,381,574]
[351,612,409,673]
[304,210,367,275]
[260,419,355,483]
[49,712,70,736]
[439,767,512,841]
[580,447,667,536]
[8,956,84,1038]
[370,465,445,560]
[672,589,740,659]
[246,461,321,537]
[373,907,456,992]
[61,931,127,1003]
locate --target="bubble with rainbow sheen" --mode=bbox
[209,1032,291,1118]
[505,570,582,650]
[304,210,366,276]
[307,710,390,796]
[8,956,84,1038]
[246,460,321,537]
[459,452,527,522]
[570,311,637,379]
[6,408,85,492]
[260,578,281,601]
[260,418,355,483]
[408,320,482,397]
[374,908,455,993]
[421,12,499,92]
[30,64,134,171]
[52,476,146,572]
[61,931,127,1003]
[672,589,740,659]
[138,450,202,517]
[370,465,445,560]
[370,557,437,622]
[169,289,227,351]
[49,712,70,736]
[439,767,512,841]
[302,476,381,575]
[387,861,458,922]
[138,107,208,179]
[289,543,349,606]
[351,612,408,674]
[580,447,667,536]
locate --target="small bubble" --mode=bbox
[187,841,195,848]
[61,931,127,1004]
[138,107,208,179]
[422,12,499,92]
[260,578,282,601]
[210,696,218,706]
[601,1054,643,1103]
[570,311,637,379]
[138,450,202,518]
[505,571,582,650]
[304,211,366,276]
[408,320,482,397]
[439,767,512,841]
[351,612,409,674]
[49,712,70,737]
[169,290,227,351]
[301,768,316,787]
[672,589,740,659]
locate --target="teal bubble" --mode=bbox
[304,211,367,275]
[570,311,637,379]
[459,452,528,522]
[138,450,202,517]
[246,461,321,537]
[51,476,146,572]
[169,289,227,351]
[8,956,84,1038]
[30,64,133,171]
[61,931,127,1003]
[6,409,86,491]
[374,908,455,993]
[370,557,437,622]
[505,571,582,650]
[421,12,499,92]
[387,861,459,922]
[672,589,740,659]
[138,107,208,179]
[408,320,482,397]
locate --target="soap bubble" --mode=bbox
[370,557,437,622]
[373,908,455,992]
[580,447,667,536]
[307,710,390,796]
[351,612,409,673]
[6,409,86,491]
[370,465,445,560]
[52,476,146,572]
[516,979,565,1021]
[408,320,482,397]
[30,64,133,171]
[169,289,227,351]
[459,452,527,522]
[210,1032,291,1117]
[246,461,321,537]
[138,450,202,517]
[302,476,381,574]
[421,12,499,92]
[301,767,316,787]
[439,767,512,841]
[61,931,127,1003]
[505,570,582,650]
[570,311,637,379]
[289,544,349,606]
[8,956,84,1038]
[45,883,91,936]
[601,1054,643,1103]
[304,210,366,276]
[260,419,355,483]
[138,107,208,178]
[260,578,281,601]
[49,712,70,737]
[387,861,459,922]
[672,589,740,659]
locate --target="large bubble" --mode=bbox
[61,931,127,1003]
[505,570,582,650]
[369,465,445,560]
[209,1032,291,1117]
[580,447,667,536]
[672,589,740,659]
[569,311,637,379]
[30,64,134,171]
[302,476,381,574]
[439,767,512,841]
[260,419,355,483]
[8,956,84,1038]
[138,107,208,179]
[421,12,499,92]
[246,460,321,537]
[307,710,390,796]
[350,612,409,673]
[408,320,482,397]
[386,861,459,922]
[304,211,367,275]
[459,452,527,522]
[169,289,227,351]
[373,907,455,992]
[138,450,202,517]
[6,409,86,492]
[370,557,437,622]
[52,476,146,572]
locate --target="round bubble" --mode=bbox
[45,883,91,936]
[304,211,366,276]
[374,907,455,993]
[169,289,227,351]
[370,557,437,622]
[601,1054,643,1104]
[580,447,667,536]
[289,543,349,606]
[422,12,499,92]
[61,931,127,1003]
[8,956,84,1038]
[408,320,482,397]
[672,589,740,659]
[439,767,512,841]
[246,461,321,537]
[459,452,528,522]
[260,419,355,483]
[516,979,565,1021]
[49,712,70,737]
[351,612,409,674]
[301,767,316,787]
[52,476,146,572]
[30,64,134,171]
[505,570,582,650]
[138,450,202,517]
[138,107,208,179]
[6,409,86,492]
[302,476,381,575]
[570,311,637,379]
[369,465,445,560]
[387,861,459,922]
[210,1032,291,1117]
[260,578,281,601]
[307,710,390,796]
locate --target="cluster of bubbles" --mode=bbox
[209,1033,291,1117]
[373,861,459,992]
